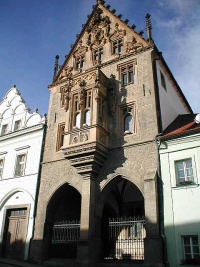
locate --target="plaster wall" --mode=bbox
[159,134,200,266]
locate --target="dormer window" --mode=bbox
[14,120,21,131]
[1,124,8,135]
[112,39,123,54]
[76,55,85,69]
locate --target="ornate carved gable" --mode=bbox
[53,1,150,84]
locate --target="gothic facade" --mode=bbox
[30,1,192,266]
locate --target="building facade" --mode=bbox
[30,1,192,266]
[0,86,46,260]
[159,114,200,266]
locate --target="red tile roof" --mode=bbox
[161,114,200,139]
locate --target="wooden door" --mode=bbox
[4,210,27,259]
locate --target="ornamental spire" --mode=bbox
[145,13,152,44]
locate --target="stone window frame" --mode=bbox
[56,122,65,151]
[92,46,104,64]
[111,38,123,55]
[75,54,85,70]
[71,89,92,130]
[119,102,136,135]
[117,59,137,88]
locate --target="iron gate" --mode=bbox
[52,220,80,243]
[108,217,145,260]
[50,220,80,259]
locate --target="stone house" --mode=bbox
[30,1,192,266]
[0,86,46,260]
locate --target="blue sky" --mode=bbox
[0,0,199,115]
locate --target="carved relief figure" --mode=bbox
[126,37,143,53]
[108,74,117,116]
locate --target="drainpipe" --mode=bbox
[156,134,169,267]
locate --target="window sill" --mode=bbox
[172,184,199,190]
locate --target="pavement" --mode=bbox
[0,258,42,267]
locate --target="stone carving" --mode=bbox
[108,74,117,116]
[61,77,74,111]
[126,37,143,53]
[74,40,88,57]
[81,132,89,142]
[79,80,86,108]
[110,23,126,40]
[86,8,111,47]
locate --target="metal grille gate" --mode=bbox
[52,220,80,244]
[108,217,145,260]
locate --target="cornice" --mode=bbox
[0,123,45,142]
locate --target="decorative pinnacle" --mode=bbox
[97,0,105,4]
[145,13,153,44]
[53,55,59,80]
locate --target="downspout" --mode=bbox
[156,135,169,267]
[29,115,47,261]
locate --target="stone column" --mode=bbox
[144,173,164,265]
[76,176,100,266]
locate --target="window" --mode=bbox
[14,120,21,131]
[93,47,103,63]
[83,110,91,126]
[75,113,81,128]
[15,154,26,176]
[182,236,200,262]
[121,64,134,86]
[1,124,8,135]
[0,159,4,179]
[56,123,65,151]
[76,55,85,69]
[72,90,92,130]
[175,159,194,185]
[121,105,135,134]
[160,71,167,90]
[112,39,123,54]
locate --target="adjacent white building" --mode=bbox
[0,86,46,260]
[159,114,200,266]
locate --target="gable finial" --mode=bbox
[97,0,105,4]
[145,13,153,44]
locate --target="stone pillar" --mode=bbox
[76,176,100,266]
[144,174,164,265]
[29,208,47,263]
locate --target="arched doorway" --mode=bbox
[101,176,145,261]
[45,183,81,259]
